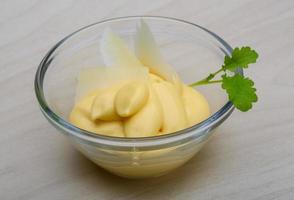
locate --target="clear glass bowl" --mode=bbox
[35,16,236,178]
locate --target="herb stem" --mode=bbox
[189,68,224,87]
[190,79,222,87]
[212,68,224,76]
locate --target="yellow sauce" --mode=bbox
[69,73,210,137]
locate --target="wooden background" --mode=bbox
[1,0,294,199]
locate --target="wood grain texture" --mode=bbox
[1,0,294,199]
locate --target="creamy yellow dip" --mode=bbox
[69,73,210,137]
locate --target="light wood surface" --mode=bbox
[1,1,294,199]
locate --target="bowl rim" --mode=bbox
[35,16,238,148]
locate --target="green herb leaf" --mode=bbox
[223,46,258,71]
[222,74,258,112]
[190,46,259,112]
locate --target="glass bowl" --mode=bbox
[34,16,235,179]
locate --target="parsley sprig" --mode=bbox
[190,46,259,112]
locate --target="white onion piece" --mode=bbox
[135,20,178,82]
[100,28,143,68]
